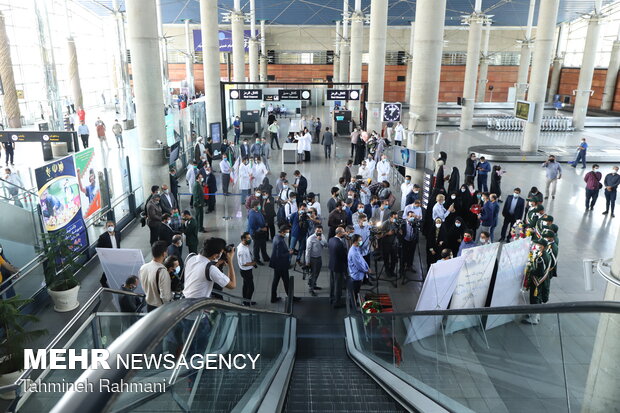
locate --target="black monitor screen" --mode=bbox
[169,142,180,164]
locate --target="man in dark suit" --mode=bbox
[342,160,353,183]
[240,138,251,159]
[160,184,177,214]
[158,213,177,245]
[269,224,300,303]
[500,187,525,242]
[328,227,348,308]
[182,210,199,254]
[205,167,217,213]
[292,170,307,205]
[169,168,180,205]
[97,220,121,288]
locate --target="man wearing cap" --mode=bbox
[535,215,559,243]
[523,238,553,325]
[542,230,559,280]
[525,204,544,230]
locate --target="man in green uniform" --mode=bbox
[523,238,553,325]
[542,230,559,279]
[536,215,559,244]
[192,175,205,233]
[182,210,199,254]
[525,203,544,230]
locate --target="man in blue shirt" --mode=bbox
[247,200,270,264]
[457,229,477,256]
[233,116,241,145]
[479,193,500,241]
[353,213,371,262]
[542,155,562,200]
[289,203,309,265]
[571,138,588,169]
[476,156,491,192]
[348,233,371,309]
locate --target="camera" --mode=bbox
[224,244,235,253]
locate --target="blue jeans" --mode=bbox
[289,234,306,262]
[574,150,586,168]
[477,174,488,192]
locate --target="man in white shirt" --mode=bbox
[376,155,391,183]
[402,199,423,219]
[284,192,298,218]
[394,122,405,146]
[366,155,376,178]
[252,157,268,190]
[279,179,292,203]
[220,154,232,195]
[400,175,413,211]
[239,158,253,205]
[432,194,455,221]
[236,232,257,306]
[307,192,321,217]
[139,241,172,312]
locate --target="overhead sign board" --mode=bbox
[278,89,311,101]
[381,102,402,122]
[229,89,263,100]
[327,89,361,101]
[0,130,76,144]
[263,94,279,102]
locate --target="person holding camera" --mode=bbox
[305,225,327,296]
[376,211,400,278]
[248,200,270,264]
[237,232,257,306]
[183,238,237,300]
[402,210,420,272]
[289,203,310,266]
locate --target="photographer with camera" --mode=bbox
[376,211,400,278]
[183,237,237,300]
[290,203,310,266]
[402,210,421,272]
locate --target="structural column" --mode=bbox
[333,21,341,83]
[126,0,167,196]
[366,0,388,134]
[200,0,222,126]
[476,22,491,102]
[602,36,620,111]
[521,0,560,152]
[547,23,567,103]
[156,0,170,105]
[112,0,134,122]
[259,21,268,82]
[515,0,536,101]
[184,19,195,97]
[408,0,446,183]
[34,0,63,129]
[0,11,21,128]
[349,0,363,119]
[339,0,350,84]
[231,0,246,83]
[248,0,259,82]
[404,22,414,105]
[459,0,484,130]
[573,0,603,130]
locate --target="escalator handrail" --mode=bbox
[49,298,290,413]
[352,300,620,318]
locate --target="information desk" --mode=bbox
[282,142,297,164]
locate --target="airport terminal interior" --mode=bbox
[0,0,620,412]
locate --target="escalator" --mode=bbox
[31,299,620,413]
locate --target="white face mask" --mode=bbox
[514,193,520,197]
[451,195,456,200]
[255,192,261,197]
[455,223,461,227]
[284,232,290,238]
[435,223,442,228]
[107,226,115,233]
[480,238,489,244]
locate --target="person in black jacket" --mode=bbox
[328,227,348,308]
[205,167,217,212]
[166,234,184,270]
[97,220,121,287]
[500,188,525,242]
[426,217,448,270]
[169,168,180,205]
[464,153,477,186]
[260,189,277,240]
[292,170,307,205]
[119,276,142,312]
[158,214,176,245]
[269,225,300,303]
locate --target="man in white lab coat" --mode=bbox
[376,155,391,183]
[400,175,413,211]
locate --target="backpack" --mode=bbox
[276,205,288,226]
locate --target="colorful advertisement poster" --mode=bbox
[193,29,252,52]
[74,147,102,220]
[35,155,88,252]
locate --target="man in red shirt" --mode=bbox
[95,117,109,151]
[77,107,86,123]
[584,164,602,211]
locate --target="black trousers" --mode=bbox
[80,134,89,148]
[308,257,322,289]
[265,217,276,240]
[500,215,517,240]
[304,150,310,162]
[401,238,417,268]
[222,174,230,194]
[240,269,254,301]
[330,271,345,306]
[271,269,290,301]
[270,132,281,150]
[148,223,159,245]
[585,188,599,209]
[605,190,617,213]
[346,277,362,309]
[253,235,270,262]
[4,148,14,164]
[324,144,331,158]
[379,240,397,276]
[351,143,356,157]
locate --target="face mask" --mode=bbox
[548,159,554,162]
[405,179,410,184]
[256,140,260,144]
[316,232,322,237]
[439,201,444,205]
[300,210,306,215]
[173,213,179,217]
[382,159,387,163]
[514,193,520,197]
[593,168,598,171]
[283,185,288,189]
[358,241,363,247]
[174,266,181,275]
[451,195,456,200]
[361,221,367,227]
[435,223,442,228]
[291,199,296,203]
[163,189,169,194]
[257,206,262,211]
[358,208,364,213]
[166,221,171,225]
[461,188,466,192]
[480,238,488,244]
[614,171,618,175]
[255,192,261,197]
[382,205,388,210]
[408,217,415,222]
[262,195,268,199]
[529,202,535,207]
[245,238,252,245]
[0,247,2,255]
[455,222,461,227]
[107,226,115,233]
[464,236,472,242]
[477,194,482,199]
[223,157,228,162]
[284,232,290,238]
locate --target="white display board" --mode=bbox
[96,248,145,295]
[486,238,531,330]
[445,242,500,334]
[404,256,465,344]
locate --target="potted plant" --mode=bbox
[38,230,82,312]
[0,296,47,400]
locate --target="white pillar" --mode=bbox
[459,0,484,130]
[0,11,21,128]
[573,0,603,130]
[547,22,567,103]
[408,0,446,183]
[521,0,560,152]
[349,0,363,119]
[516,0,536,100]
[366,0,388,134]
[231,0,245,83]
[259,20,268,82]
[602,40,620,111]
[112,0,134,122]
[339,0,350,83]
[184,19,195,97]
[126,0,167,198]
[334,21,341,83]
[200,0,222,126]
[67,38,84,110]
[477,22,491,102]
[156,0,170,105]
[248,0,259,82]
[404,22,414,105]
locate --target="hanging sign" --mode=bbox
[229,89,263,100]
